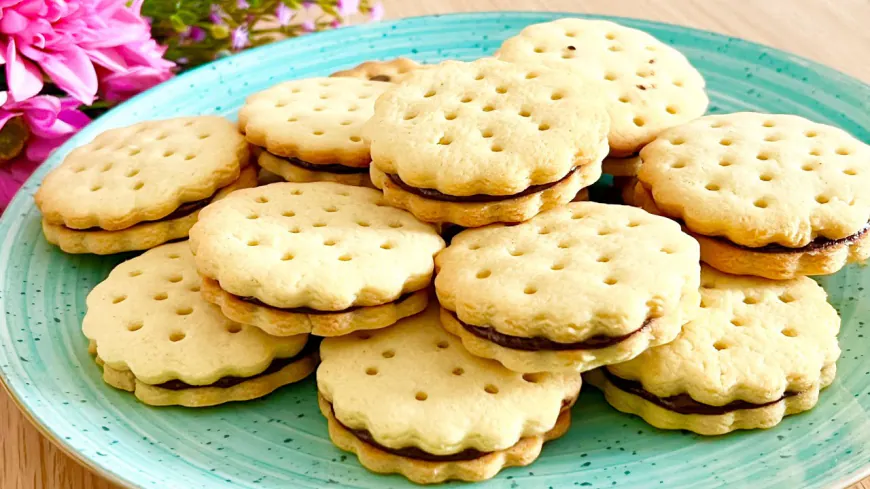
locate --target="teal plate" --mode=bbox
[1,12,870,489]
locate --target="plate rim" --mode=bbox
[1,10,869,489]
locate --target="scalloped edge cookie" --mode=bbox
[586,364,835,435]
[42,166,257,255]
[318,394,571,484]
[632,182,870,279]
[201,278,429,337]
[258,151,373,187]
[370,162,601,226]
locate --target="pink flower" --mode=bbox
[301,20,316,32]
[0,0,175,105]
[230,26,248,51]
[369,2,385,21]
[99,66,173,102]
[275,3,294,26]
[337,0,360,16]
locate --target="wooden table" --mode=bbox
[2,1,869,488]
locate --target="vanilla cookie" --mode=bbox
[317,301,581,484]
[435,202,701,373]
[42,166,257,255]
[602,154,643,177]
[637,112,870,279]
[363,58,609,226]
[587,265,841,435]
[238,77,388,172]
[189,182,445,335]
[331,57,422,83]
[83,242,315,407]
[36,116,249,231]
[496,18,708,156]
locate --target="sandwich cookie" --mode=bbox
[190,182,445,337]
[496,18,708,156]
[239,77,388,187]
[317,301,581,484]
[35,116,253,254]
[331,57,422,83]
[587,265,841,435]
[83,242,315,407]
[637,112,870,279]
[435,202,701,373]
[364,58,610,227]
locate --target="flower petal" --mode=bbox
[6,39,44,102]
[38,47,97,105]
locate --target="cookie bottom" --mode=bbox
[371,164,601,227]
[631,182,870,279]
[201,278,429,337]
[318,394,571,484]
[259,151,373,187]
[439,301,696,373]
[586,364,836,435]
[602,155,642,177]
[42,165,258,255]
[97,352,317,407]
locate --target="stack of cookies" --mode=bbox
[31,16,870,485]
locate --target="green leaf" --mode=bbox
[169,14,187,32]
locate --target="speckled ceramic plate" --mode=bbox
[1,12,869,489]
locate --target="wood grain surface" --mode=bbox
[2,1,869,488]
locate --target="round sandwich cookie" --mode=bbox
[330,57,422,83]
[435,202,701,373]
[602,154,643,178]
[317,301,581,484]
[586,265,841,435]
[35,116,253,255]
[238,77,389,187]
[496,18,708,157]
[363,58,610,227]
[83,242,316,407]
[189,182,445,337]
[637,112,870,279]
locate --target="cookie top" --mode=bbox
[83,242,308,385]
[317,301,581,454]
[638,113,870,247]
[363,58,610,196]
[496,18,708,156]
[189,182,445,310]
[238,77,389,167]
[331,58,422,83]
[435,202,701,341]
[609,265,841,405]
[35,116,249,231]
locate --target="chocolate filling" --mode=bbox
[330,397,573,462]
[386,167,578,203]
[712,221,870,254]
[153,338,319,391]
[452,311,651,351]
[370,74,391,82]
[73,196,213,232]
[237,292,415,315]
[277,154,370,175]
[602,369,799,415]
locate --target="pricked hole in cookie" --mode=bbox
[313,130,324,136]
[281,252,295,261]
[168,275,183,284]
[319,94,330,99]
[671,161,686,169]
[627,220,641,228]
[349,135,362,143]
[247,239,261,247]
[129,270,142,277]
[282,210,295,217]
[700,299,709,309]
[388,222,403,228]
[169,332,186,342]
[660,247,675,254]
[287,116,299,122]
[537,227,552,235]
[509,249,525,257]
[184,153,197,161]
[482,105,495,112]
[415,392,428,401]
[604,72,618,81]
[533,46,545,53]
[609,45,623,52]
[558,241,571,249]
[437,340,449,349]
[524,285,538,295]
[438,135,453,146]
[323,206,339,213]
[550,92,564,101]
[484,384,499,395]
[338,255,353,262]
[673,80,685,87]
[476,269,492,279]
[762,120,776,128]
[255,196,269,203]
[538,123,551,131]
[754,199,769,209]
[312,222,327,228]
[227,324,242,334]
[836,147,852,156]
[358,333,372,340]
[197,133,210,140]
[779,293,796,303]
[452,367,465,376]
[100,163,113,173]
[809,148,822,156]
[468,243,481,250]
[618,95,630,104]
[551,263,566,271]
[175,307,193,316]
[713,341,729,351]
[764,134,781,142]
[523,373,545,384]
[701,281,715,289]
[356,220,371,227]
[782,328,799,337]
[474,73,485,81]
[731,318,745,327]
[183,120,195,127]
[168,253,180,259]
[382,349,395,358]
[710,121,725,128]
[90,184,103,192]
[743,296,759,305]
[491,144,504,153]
[443,112,459,121]
[597,229,612,236]
[424,89,437,98]
[756,152,771,161]
[112,295,127,304]
[289,227,301,234]
[844,168,858,176]
[365,367,378,376]
[605,32,616,40]
[636,68,652,78]
[603,277,618,286]
[719,138,733,147]
[666,105,679,115]
[495,86,508,94]
[597,255,612,263]
[275,101,288,108]
[156,132,168,140]
[801,162,817,172]
[481,128,494,139]
[633,117,646,127]
[525,72,539,79]
[127,321,143,332]
[816,195,830,204]
[323,239,337,246]
[72,166,86,173]
[759,173,774,182]
[347,105,360,112]
[189,285,201,292]
[380,242,394,250]
[291,87,301,93]
[705,183,721,192]
[132,182,144,190]
[519,108,532,118]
